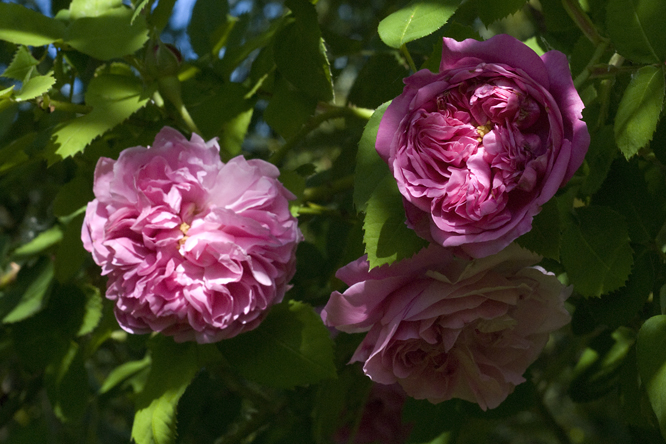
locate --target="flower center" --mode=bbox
[476,123,493,142]
[178,222,190,248]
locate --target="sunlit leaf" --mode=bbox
[13,226,63,256]
[378,1,459,49]
[49,74,150,161]
[1,46,39,81]
[353,101,390,212]
[14,73,56,102]
[363,174,428,269]
[64,7,149,61]
[68,0,122,19]
[131,337,201,444]
[100,355,152,394]
[0,3,66,46]
[1,258,54,324]
[614,65,665,159]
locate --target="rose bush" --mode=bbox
[376,34,589,257]
[82,127,301,343]
[322,244,571,410]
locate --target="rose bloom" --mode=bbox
[321,244,571,410]
[376,34,589,257]
[82,127,301,343]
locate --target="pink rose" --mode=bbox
[82,127,301,343]
[376,34,589,257]
[321,244,571,410]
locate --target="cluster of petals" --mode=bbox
[322,244,571,410]
[82,127,301,343]
[376,34,589,257]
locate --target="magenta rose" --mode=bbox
[376,34,589,257]
[321,244,571,410]
[82,127,301,343]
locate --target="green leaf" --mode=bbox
[614,65,665,159]
[377,1,459,49]
[185,82,254,141]
[1,46,39,81]
[55,213,87,283]
[149,0,176,31]
[264,77,317,139]
[100,355,152,394]
[69,0,122,19]
[593,158,662,244]
[1,258,54,324]
[454,0,527,26]
[637,315,666,440]
[64,7,149,61]
[560,206,633,298]
[218,300,336,389]
[0,3,66,46]
[353,101,390,212]
[580,125,617,196]
[49,74,149,161]
[53,176,94,217]
[607,0,666,63]
[132,0,151,23]
[14,73,56,102]
[569,327,636,402]
[77,284,104,336]
[363,174,429,269]
[132,337,201,444]
[219,108,253,157]
[274,0,333,101]
[348,53,409,109]
[188,0,230,57]
[515,198,560,260]
[45,341,89,422]
[579,249,654,330]
[13,226,63,256]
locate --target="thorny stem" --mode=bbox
[303,175,355,201]
[561,0,606,46]
[268,105,373,165]
[38,95,93,114]
[573,39,610,90]
[596,53,625,129]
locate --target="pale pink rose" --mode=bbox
[376,34,589,257]
[82,127,301,343]
[321,244,571,410]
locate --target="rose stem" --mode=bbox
[561,0,606,46]
[303,175,355,202]
[400,43,417,73]
[573,39,610,90]
[535,392,573,444]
